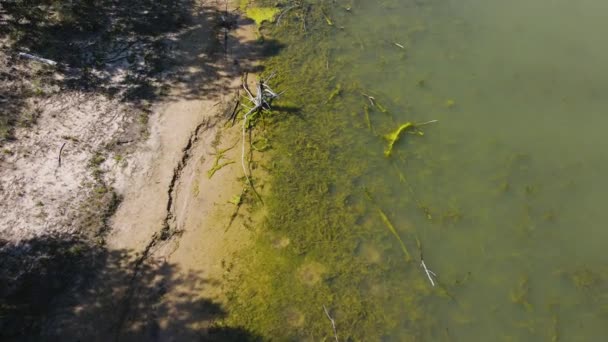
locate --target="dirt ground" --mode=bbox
[1,0,267,340]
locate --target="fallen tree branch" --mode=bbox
[417,238,437,287]
[323,305,339,342]
[18,52,57,66]
[240,73,280,186]
[420,259,437,287]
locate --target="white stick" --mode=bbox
[18,52,57,66]
[323,305,339,342]
[415,119,439,126]
[240,77,280,186]
[420,259,436,287]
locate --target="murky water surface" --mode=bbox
[330,0,608,340]
[228,1,608,340]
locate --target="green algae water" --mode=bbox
[223,1,608,340]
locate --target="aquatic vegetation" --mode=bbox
[207,142,237,179]
[327,83,342,102]
[383,122,416,157]
[570,268,602,291]
[245,7,280,27]
[297,261,327,286]
[251,137,271,152]
[378,208,412,262]
[216,3,442,339]
[207,159,234,179]
[229,193,243,206]
[363,105,372,130]
[357,242,383,264]
[271,235,290,249]
[321,9,334,26]
[238,0,249,11]
[510,274,533,311]
[285,307,305,328]
[218,1,607,340]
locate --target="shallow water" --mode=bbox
[226,1,608,340]
[331,0,608,339]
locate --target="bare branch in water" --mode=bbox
[323,305,339,342]
[421,259,437,287]
[240,73,280,187]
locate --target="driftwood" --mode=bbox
[323,305,339,342]
[18,52,57,66]
[240,73,280,184]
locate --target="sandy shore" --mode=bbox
[78,3,262,340]
[1,1,265,340]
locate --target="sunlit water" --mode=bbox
[325,0,608,340]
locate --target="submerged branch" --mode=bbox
[420,259,437,287]
[323,305,339,342]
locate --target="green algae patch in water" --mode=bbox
[378,208,412,262]
[220,0,608,340]
[245,7,279,27]
[383,122,416,157]
[218,2,438,340]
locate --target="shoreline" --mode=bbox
[66,1,267,339]
[1,0,271,340]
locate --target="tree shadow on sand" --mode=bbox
[0,235,261,342]
[0,0,285,141]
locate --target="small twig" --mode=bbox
[58,142,67,167]
[323,305,339,342]
[393,42,405,49]
[361,93,376,107]
[227,91,241,126]
[415,119,439,126]
[420,259,437,287]
[240,73,279,192]
[276,5,299,25]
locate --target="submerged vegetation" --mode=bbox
[383,122,416,157]
[245,7,280,27]
[218,0,608,340]
[219,1,438,340]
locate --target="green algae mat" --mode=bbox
[222,0,608,340]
